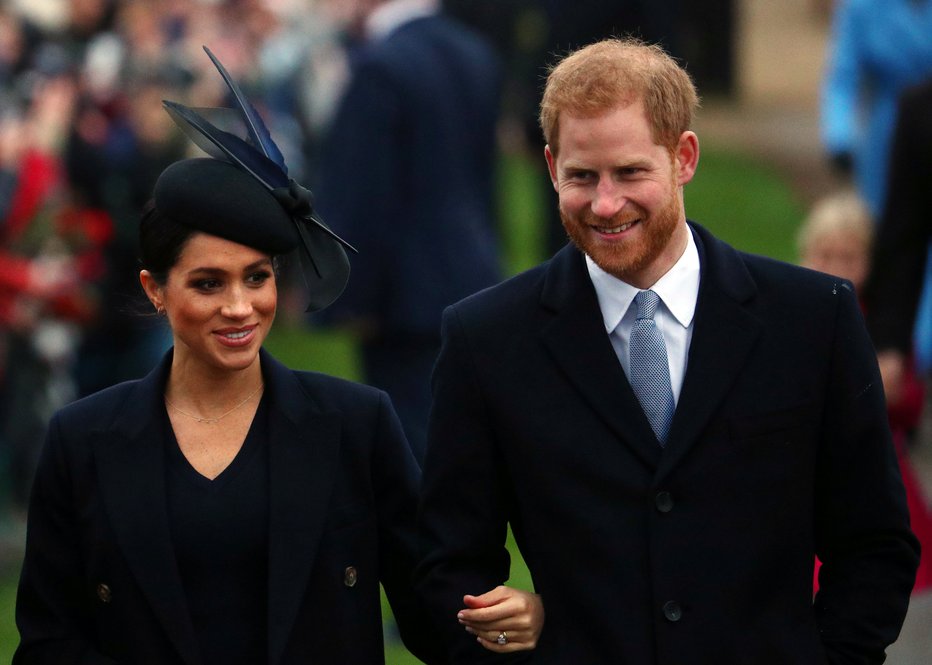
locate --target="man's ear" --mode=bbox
[544,144,559,191]
[674,131,699,186]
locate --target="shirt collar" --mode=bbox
[586,224,701,333]
[366,0,439,41]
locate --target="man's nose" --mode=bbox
[591,180,626,218]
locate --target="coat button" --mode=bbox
[343,566,358,588]
[96,583,112,604]
[662,600,682,622]
[655,491,674,513]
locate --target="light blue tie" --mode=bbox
[629,290,675,445]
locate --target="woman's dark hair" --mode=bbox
[138,199,197,285]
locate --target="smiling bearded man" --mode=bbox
[415,37,918,664]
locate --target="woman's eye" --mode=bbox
[247,270,272,286]
[192,279,221,291]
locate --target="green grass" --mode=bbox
[0,144,803,664]
[1,567,18,657]
[498,151,550,275]
[687,145,805,262]
[263,325,362,380]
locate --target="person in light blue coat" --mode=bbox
[820,0,932,215]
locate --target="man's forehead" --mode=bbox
[561,95,641,121]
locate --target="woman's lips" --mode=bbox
[214,325,258,347]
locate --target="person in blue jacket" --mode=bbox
[820,0,932,215]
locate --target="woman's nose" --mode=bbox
[221,287,253,319]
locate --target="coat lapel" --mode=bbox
[539,245,663,469]
[657,224,762,479]
[93,352,202,665]
[261,351,342,665]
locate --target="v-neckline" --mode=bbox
[164,396,267,488]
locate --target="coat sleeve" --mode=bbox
[813,283,920,664]
[13,414,118,665]
[371,390,448,665]
[415,306,529,663]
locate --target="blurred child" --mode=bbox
[798,192,872,292]
[799,191,932,593]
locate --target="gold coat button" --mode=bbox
[343,566,358,588]
[96,583,112,603]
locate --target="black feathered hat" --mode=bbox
[156,46,355,312]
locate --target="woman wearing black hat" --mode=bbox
[13,49,543,665]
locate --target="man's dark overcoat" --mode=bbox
[417,222,919,664]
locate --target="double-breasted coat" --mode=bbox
[15,349,444,664]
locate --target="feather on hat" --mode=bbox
[158,45,355,312]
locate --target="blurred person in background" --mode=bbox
[315,0,503,462]
[257,0,354,189]
[69,69,187,397]
[864,78,932,439]
[62,0,198,397]
[799,190,932,593]
[0,69,104,513]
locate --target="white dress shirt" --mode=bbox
[586,227,701,404]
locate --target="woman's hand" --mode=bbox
[456,585,544,653]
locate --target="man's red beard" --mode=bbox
[559,187,682,284]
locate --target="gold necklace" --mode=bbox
[164,383,264,424]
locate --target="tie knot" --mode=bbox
[634,290,660,320]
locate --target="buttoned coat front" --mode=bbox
[14,349,443,665]
[416,223,919,664]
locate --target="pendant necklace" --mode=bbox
[165,383,264,424]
